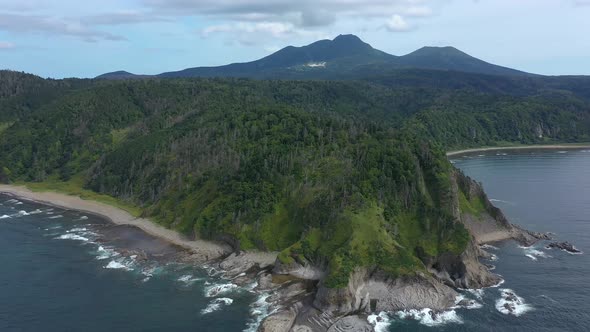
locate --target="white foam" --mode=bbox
[495,289,532,316]
[243,293,274,332]
[557,151,567,154]
[0,214,10,219]
[48,215,63,219]
[141,266,160,280]
[453,294,483,310]
[489,198,513,205]
[96,246,119,260]
[481,244,499,250]
[45,225,62,230]
[466,288,485,300]
[13,210,29,217]
[105,260,133,271]
[367,312,391,332]
[488,278,505,288]
[395,308,463,326]
[488,254,498,261]
[78,216,89,220]
[201,298,234,315]
[56,233,90,242]
[178,274,201,285]
[204,283,238,297]
[520,246,549,261]
[29,209,43,215]
[15,201,23,205]
[4,199,18,204]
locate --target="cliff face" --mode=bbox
[261,168,543,332]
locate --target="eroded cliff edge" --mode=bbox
[254,169,547,332]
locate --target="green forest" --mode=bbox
[1,70,589,287]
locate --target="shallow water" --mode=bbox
[1,149,589,331]
[0,198,266,332]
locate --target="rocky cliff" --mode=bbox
[256,169,547,332]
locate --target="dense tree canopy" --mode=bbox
[1,70,588,287]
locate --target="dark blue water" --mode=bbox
[0,199,269,332]
[2,149,589,332]
[380,149,590,332]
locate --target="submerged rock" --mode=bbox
[546,241,582,254]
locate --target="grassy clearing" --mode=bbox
[458,191,486,217]
[16,174,142,217]
[0,122,14,135]
[110,127,132,146]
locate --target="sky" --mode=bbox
[0,0,589,78]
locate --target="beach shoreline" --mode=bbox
[0,184,241,262]
[446,144,590,157]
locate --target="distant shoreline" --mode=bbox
[0,185,240,262]
[446,144,590,157]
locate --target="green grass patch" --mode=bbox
[0,122,14,135]
[458,191,486,216]
[259,202,304,251]
[110,127,132,146]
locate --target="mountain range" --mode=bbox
[97,34,530,80]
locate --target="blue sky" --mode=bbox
[0,0,589,78]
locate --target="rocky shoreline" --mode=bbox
[0,181,555,332]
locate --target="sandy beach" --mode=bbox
[0,184,237,261]
[446,144,590,157]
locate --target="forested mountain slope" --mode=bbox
[1,71,589,292]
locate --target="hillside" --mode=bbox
[0,72,589,327]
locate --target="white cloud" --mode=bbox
[143,0,437,27]
[0,0,439,44]
[0,13,126,42]
[201,21,327,47]
[385,14,412,32]
[0,41,15,49]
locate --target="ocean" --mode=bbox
[1,148,589,331]
[0,199,270,332]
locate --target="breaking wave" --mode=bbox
[56,233,90,242]
[96,246,119,260]
[178,274,201,285]
[201,298,234,315]
[105,260,133,271]
[204,283,238,297]
[454,294,483,310]
[244,293,274,332]
[395,308,463,326]
[489,198,514,205]
[496,289,532,316]
[367,312,391,332]
[481,244,499,250]
[519,246,550,261]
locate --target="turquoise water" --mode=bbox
[1,149,589,331]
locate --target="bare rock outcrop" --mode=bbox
[313,269,457,315]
